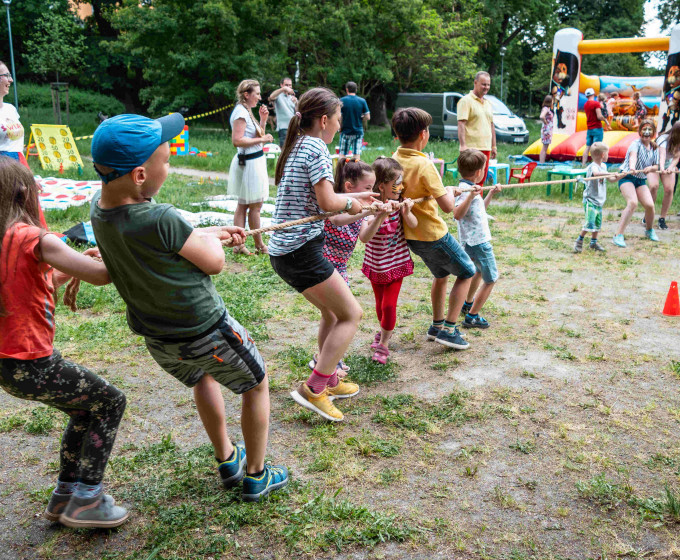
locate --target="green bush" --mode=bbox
[18,83,124,115]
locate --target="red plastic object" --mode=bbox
[549,131,588,162]
[508,161,537,184]
[607,133,638,163]
[663,281,680,316]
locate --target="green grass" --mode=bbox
[0,406,61,435]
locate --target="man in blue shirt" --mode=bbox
[339,81,370,159]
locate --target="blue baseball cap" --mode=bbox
[92,113,185,183]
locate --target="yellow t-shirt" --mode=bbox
[393,147,448,242]
[456,91,494,151]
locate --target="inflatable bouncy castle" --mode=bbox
[524,27,680,162]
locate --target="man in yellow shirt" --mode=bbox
[457,71,496,183]
[392,107,476,351]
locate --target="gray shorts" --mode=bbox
[144,311,265,394]
[407,233,476,279]
[464,241,499,283]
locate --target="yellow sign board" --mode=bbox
[28,124,84,171]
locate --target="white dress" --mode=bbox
[228,104,269,204]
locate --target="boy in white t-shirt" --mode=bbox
[574,142,618,253]
[454,149,502,329]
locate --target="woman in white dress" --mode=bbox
[228,79,274,255]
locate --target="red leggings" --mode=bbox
[371,278,403,331]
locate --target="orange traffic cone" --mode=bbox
[662,281,680,316]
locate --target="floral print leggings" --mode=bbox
[0,350,126,485]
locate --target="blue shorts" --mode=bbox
[464,242,499,284]
[339,133,364,156]
[618,175,647,189]
[586,128,603,146]
[407,233,475,280]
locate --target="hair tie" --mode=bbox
[295,112,302,118]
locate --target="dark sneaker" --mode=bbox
[462,314,489,329]
[218,442,246,488]
[60,493,129,529]
[573,238,583,253]
[589,241,606,252]
[426,324,442,341]
[242,465,289,502]
[461,300,473,316]
[44,491,72,522]
[659,217,669,230]
[434,326,470,350]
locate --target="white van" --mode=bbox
[394,92,529,143]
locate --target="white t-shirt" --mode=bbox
[583,161,608,207]
[275,94,295,131]
[0,103,24,153]
[229,104,261,155]
[455,181,492,247]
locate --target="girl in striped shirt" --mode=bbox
[360,157,417,364]
[613,119,660,248]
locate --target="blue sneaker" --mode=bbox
[427,324,442,341]
[463,314,489,329]
[645,228,659,242]
[218,442,246,488]
[612,234,626,248]
[434,326,470,350]
[242,465,289,502]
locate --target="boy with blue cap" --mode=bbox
[90,114,288,502]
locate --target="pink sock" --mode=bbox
[307,369,332,394]
[327,370,339,388]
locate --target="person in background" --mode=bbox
[582,87,611,166]
[539,95,554,164]
[457,71,496,183]
[269,77,297,147]
[0,60,27,167]
[338,81,370,159]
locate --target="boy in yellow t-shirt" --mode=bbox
[392,107,476,350]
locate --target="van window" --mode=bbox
[445,95,458,114]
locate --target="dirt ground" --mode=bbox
[1,201,680,559]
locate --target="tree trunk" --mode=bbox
[367,87,388,127]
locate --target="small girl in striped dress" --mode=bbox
[360,157,418,364]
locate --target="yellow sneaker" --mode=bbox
[327,379,359,400]
[290,383,344,422]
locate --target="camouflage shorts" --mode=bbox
[583,199,603,232]
[144,311,265,394]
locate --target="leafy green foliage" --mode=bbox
[19,83,124,115]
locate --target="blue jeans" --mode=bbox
[464,242,498,283]
[277,129,288,147]
[407,233,475,279]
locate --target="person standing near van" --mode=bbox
[339,81,370,158]
[457,72,496,184]
[269,77,297,147]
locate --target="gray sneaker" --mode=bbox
[60,493,129,529]
[573,238,583,253]
[589,241,606,252]
[44,491,72,522]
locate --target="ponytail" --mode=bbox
[275,87,341,185]
[333,157,373,193]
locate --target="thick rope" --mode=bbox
[244,196,431,238]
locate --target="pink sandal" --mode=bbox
[370,331,381,349]
[372,344,389,365]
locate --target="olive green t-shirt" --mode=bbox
[90,192,225,339]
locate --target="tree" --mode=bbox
[25,11,86,83]
[659,0,680,30]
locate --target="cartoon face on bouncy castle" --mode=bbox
[550,51,579,130]
[661,55,680,133]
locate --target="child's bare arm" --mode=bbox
[39,234,110,286]
[435,186,458,213]
[178,229,226,275]
[359,212,389,243]
[314,179,376,214]
[484,185,502,209]
[401,198,418,229]
[329,208,374,226]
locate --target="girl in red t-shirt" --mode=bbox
[0,158,129,529]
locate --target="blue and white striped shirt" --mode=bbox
[620,139,658,180]
[268,136,335,256]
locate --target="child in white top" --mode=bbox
[360,157,417,364]
[574,142,618,253]
[454,149,501,329]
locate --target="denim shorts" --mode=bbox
[618,174,647,189]
[586,128,603,146]
[464,241,499,283]
[407,233,475,280]
[144,311,265,393]
[270,233,335,292]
